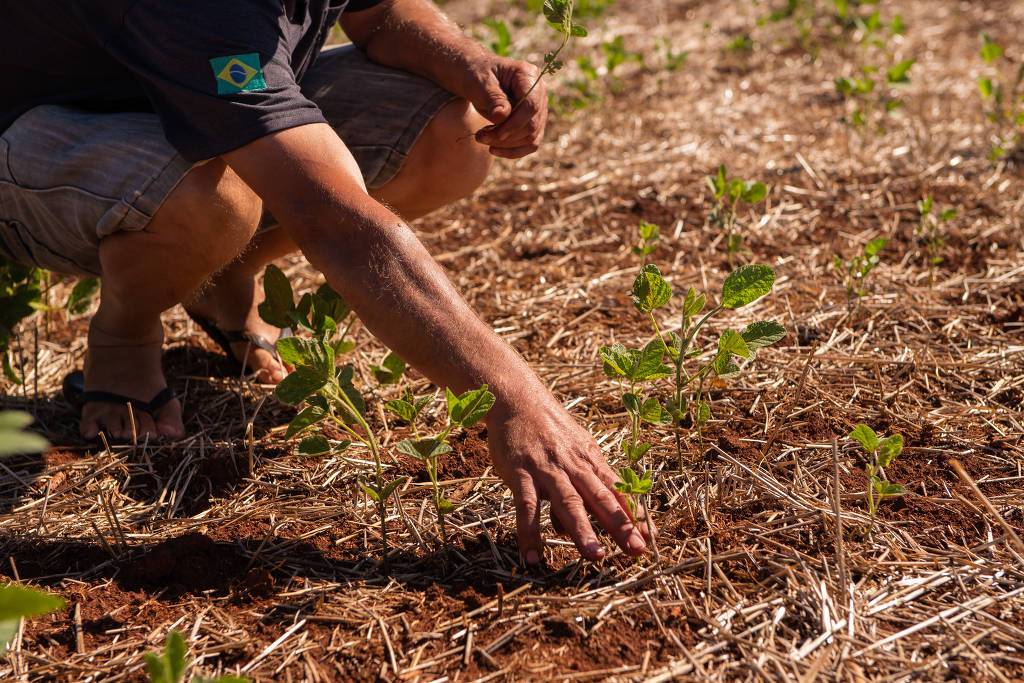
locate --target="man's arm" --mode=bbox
[223,123,651,563]
[341,0,547,159]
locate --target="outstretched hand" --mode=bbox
[486,399,654,564]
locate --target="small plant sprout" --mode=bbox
[632,220,660,264]
[916,195,956,286]
[833,236,887,307]
[659,38,689,72]
[613,466,653,523]
[706,165,769,257]
[976,33,1024,162]
[144,630,247,683]
[0,261,44,383]
[0,583,65,655]
[396,386,494,555]
[516,0,588,115]
[482,18,512,57]
[835,58,914,129]
[259,265,406,567]
[848,424,905,533]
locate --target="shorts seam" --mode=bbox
[369,89,458,188]
[107,152,193,232]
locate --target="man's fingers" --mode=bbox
[476,65,546,148]
[547,475,605,561]
[465,71,512,125]
[512,476,544,565]
[577,468,648,556]
[488,144,539,159]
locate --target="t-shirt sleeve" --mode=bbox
[104,0,326,162]
[344,0,386,10]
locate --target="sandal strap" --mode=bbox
[78,387,175,416]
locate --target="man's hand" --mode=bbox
[487,399,653,563]
[458,56,548,159]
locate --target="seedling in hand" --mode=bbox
[144,630,247,683]
[848,424,904,534]
[833,236,886,307]
[514,0,588,116]
[916,196,956,286]
[706,165,768,258]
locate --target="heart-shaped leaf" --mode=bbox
[631,264,673,313]
[721,265,775,309]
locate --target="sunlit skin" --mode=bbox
[81,0,653,564]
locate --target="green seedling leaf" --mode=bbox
[631,264,673,313]
[940,208,957,222]
[446,385,496,428]
[721,264,775,309]
[0,411,48,457]
[275,367,328,406]
[874,481,905,497]
[285,405,326,439]
[638,220,659,242]
[397,437,452,461]
[483,18,512,56]
[694,400,711,425]
[632,339,674,382]
[886,59,914,84]
[918,195,934,215]
[741,181,768,204]
[682,287,707,318]
[0,584,65,624]
[297,435,331,456]
[977,77,994,98]
[864,237,887,258]
[980,34,1003,64]
[848,423,879,452]
[361,484,381,502]
[381,477,407,501]
[599,344,631,378]
[623,442,652,462]
[385,399,417,423]
[437,498,456,514]
[640,396,670,424]
[276,337,331,376]
[371,352,406,385]
[259,265,295,329]
[741,320,786,351]
[717,329,753,361]
[622,392,641,415]
[877,434,903,467]
[144,630,188,683]
[65,278,99,315]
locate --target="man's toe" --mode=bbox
[155,400,185,439]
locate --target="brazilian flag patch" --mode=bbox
[209,53,267,95]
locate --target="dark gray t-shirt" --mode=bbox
[1,0,383,162]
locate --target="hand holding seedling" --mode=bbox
[469,0,585,157]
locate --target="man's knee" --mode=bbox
[158,159,262,264]
[383,98,493,214]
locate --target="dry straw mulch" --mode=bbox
[2,0,1023,680]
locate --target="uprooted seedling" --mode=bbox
[706,165,768,258]
[848,424,904,534]
[916,195,956,286]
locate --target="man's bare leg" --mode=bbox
[185,98,492,382]
[82,160,263,440]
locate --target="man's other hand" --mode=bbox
[460,56,548,159]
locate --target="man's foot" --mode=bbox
[81,321,185,441]
[185,267,287,384]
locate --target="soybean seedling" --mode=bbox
[259,265,406,567]
[483,18,512,57]
[835,58,914,129]
[144,630,247,683]
[833,236,886,307]
[395,386,494,555]
[916,196,956,286]
[632,220,660,265]
[848,424,904,534]
[0,261,44,384]
[706,165,769,258]
[514,0,588,115]
[976,34,1024,162]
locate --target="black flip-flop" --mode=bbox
[186,312,290,374]
[63,371,175,421]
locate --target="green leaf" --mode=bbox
[877,434,903,467]
[371,352,406,385]
[977,77,994,98]
[258,265,295,328]
[717,329,753,360]
[639,397,669,424]
[446,385,496,428]
[980,34,1003,64]
[638,220,659,242]
[848,424,879,452]
[65,278,99,315]
[741,321,786,351]
[631,264,673,313]
[940,208,957,222]
[623,442,652,463]
[0,411,48,458]
[275,368,328,405]
[144,630,189,683]
[631,339,673,382]
[682,287,707,318]
[721,264,775,309]
[741,181,768,204]
[727,178,746,202]
[0,584,65,622]
[918,195,933,215]
[886,59,914,84]
[711,356,740,377]
[385,399,417,423]
[380,477,407,501]
[622,392,641,415]
[0,618,17,656]
[361,484,381,502]
[297,435,331,456]
[864,237,887,258]
[694,400,711,425]
[875,481,905,497]
[275,337,333,378]
[397,437,452,462]
[599,344,631,377]
[285,406,326,440]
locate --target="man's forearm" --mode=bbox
[342,0,488,96]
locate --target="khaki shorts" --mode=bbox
[0,46,454,276]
